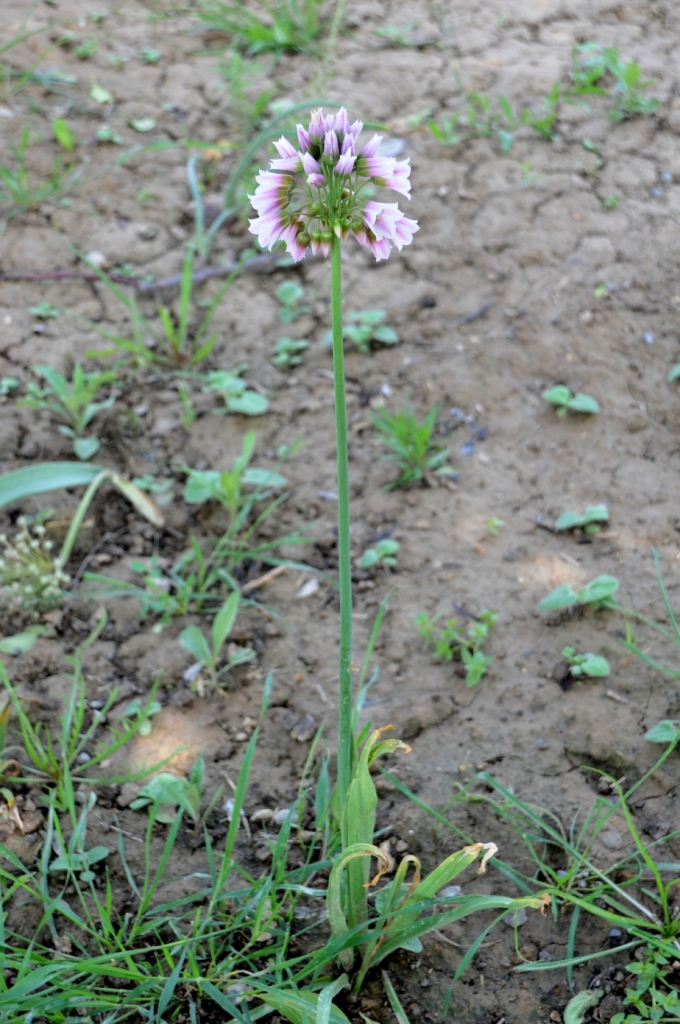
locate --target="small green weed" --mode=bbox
[359,538,399,570]
[277,280,310,322]
[131,756,204,823]
[485,516,503,537]
[539,574,619,612]
[374,21,419,47]
[323,309,399,353]
[22,363,116,460]
[604,49,660,121]
[0,125,84,220]
[273,336,308,367]
[417,608,497,686]
[555,504,609,533]
[202,367,269,415]
[543,384,600,416]
[141,46,161,64]
[29,301,60,319]
[180,591,255,694]
[0,377,20,396]
[198,0,326,55]
[83,242,246,371]
[372,405,453,489]
[561,646,610,678]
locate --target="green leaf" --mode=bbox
[576,654,610,677]
[0,630,42,655]
[543,385,571,407]
[183,470,220,504]
[179,625,211,666]
[555,505,609,531]
[568,393,600,414]
[372,325,399,344]
[90,82,113,104]
[668,364,680,383]
[132,771,201,822]
[564,990,603,1024]
[73,436,100,461]
[53,118,75,151]
[645,719,680,744]
[538,585,578,611]
[128,117,156,132]
[359,548,380,569]
[258,986,351,1024]
[212,591,240,657]
[242,467,287,488]
[0,462,104,509]
[577,575,618,606]
[227,391,269,415]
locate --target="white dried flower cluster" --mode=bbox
[0,517,70,615]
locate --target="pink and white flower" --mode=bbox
[248,106,418,263]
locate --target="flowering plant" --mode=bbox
[249,107,418,261]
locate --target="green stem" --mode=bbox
[330,233,353,821]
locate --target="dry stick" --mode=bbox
[240,564,287,595]
[0,253,282,291]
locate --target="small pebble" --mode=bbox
[538,950,553,962]
[643,332,655,344]
[272,808,299,827]
[650,187,664,196]
[600,830,623,850]
[661,171,673,183]
[503,907,527,927]
[536,738,548,750]
[610,928,623,938]
[460,440,475,456]
[438,885,462,899]
[77,751,91,763]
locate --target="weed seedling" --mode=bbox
[23,363,116,460]
[323,308,399,353]
[417,608,497,686]
[543,384,600,416]
[374,21,419,46]
[372,405,453,488]
[359,538,399,570]
[485,516,503,537]
[604,194,619,208]
[277,280,310,323]
[197,0,325,55]
[82,240,247,370]
[202,367,269,415]
[539,574,619,612]
[273,336,308,367]
[141,47,160,64]
[0,377,19,396]
[120,696,162,736]
[562,646,610,678]
[131,756,204,823]
[605,47,659,121]
[0,125,83,219]
[29,301,60,319]
[180,591,255,694]
[74,39,97,59]
[555,504,609,533]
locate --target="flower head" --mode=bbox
[248,107,418,262]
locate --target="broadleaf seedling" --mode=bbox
[22,363,116,460]
[417,609,497,686]
[130,757,204,823]
[120,697,162,737]
[485,516,503,537]
[203,368,269,415]
[555,504,609,534]
[273,337,308,368]
[179,591,255,694]
[543,384,600,416]
[359,538,399,570]
[276,280,310,323]
[562,646,610,678]
[323,309,399,353]
[538,574,619,612]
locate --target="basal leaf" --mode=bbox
[538,585,578,611]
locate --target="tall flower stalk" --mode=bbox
[249,107,418,819]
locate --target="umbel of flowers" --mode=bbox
[248,107,419,261]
